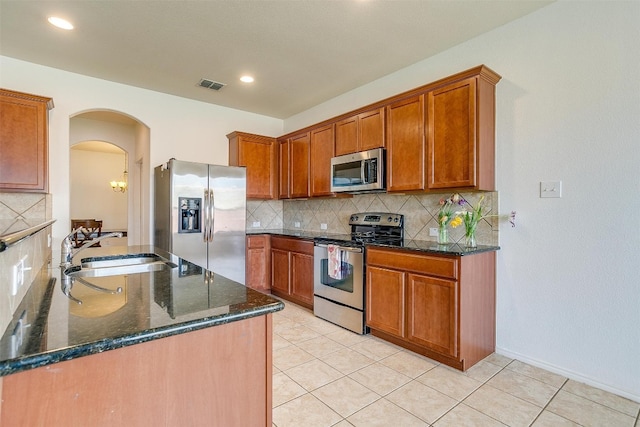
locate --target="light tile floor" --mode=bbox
[271,302,640,427]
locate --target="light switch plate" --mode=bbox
[540,181,562,198]
[252,221,260,228]
[320,223,327,230]
[429,228,439,237]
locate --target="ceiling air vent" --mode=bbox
[198,78,226,91]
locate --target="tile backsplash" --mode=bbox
[0,192,52,235]
[0,225,52,336]
[0,192,53,334]
[247,191,502,246]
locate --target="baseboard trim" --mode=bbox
[495,346,640,403]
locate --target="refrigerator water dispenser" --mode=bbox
[179,197,201,233]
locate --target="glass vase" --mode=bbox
[464,222,478,248]
[437,225,448,244]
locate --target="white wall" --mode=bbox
[0,56,283,255]
[69,149,128,230]
[134,123,151,246]
[285,1,640,400]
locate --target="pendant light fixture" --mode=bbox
[110,153,128,193]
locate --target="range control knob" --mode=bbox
[394,217,399,223]
[387,216,393,222]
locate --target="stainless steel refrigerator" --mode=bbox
[154,159,246,285]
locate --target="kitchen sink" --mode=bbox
[64,253,178,278]
[80,253,170,269]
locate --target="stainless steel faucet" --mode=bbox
[60,228,123,268]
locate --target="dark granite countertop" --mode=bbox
[0,245,284,377]
[247,228,336,240]
[248,228,500,256]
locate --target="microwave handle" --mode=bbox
[361,161,366,184]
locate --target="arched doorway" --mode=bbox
[70,141,128,243]
[69,110,150,246]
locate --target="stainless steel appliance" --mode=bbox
[313,212,404,334]
[330,148,385,193]
[154,159,246,284]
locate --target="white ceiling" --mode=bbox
[0,0,552,119]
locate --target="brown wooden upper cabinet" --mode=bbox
[334,107,385,156]
[386,95,425,192]
[227,131,278,199]
[278,139,290,199]
[278,132,310,199]
[0,89,54,193]
[241,65,500,198]
[309,124,335,197]
[426,74,496,191]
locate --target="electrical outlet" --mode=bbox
[294,222,301,228]
[252,221,261,228]
[540,181,562,198]
[320,223,327,230]
[11,263,21,296]
[429,228,439,237]
[11,256,29,296]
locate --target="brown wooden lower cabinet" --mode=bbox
[407,273,458,358]
[366,265,405,337]
[0,315,274,426]
[366,247,496,371]
[270,236,314,309]
[246,234,271,292]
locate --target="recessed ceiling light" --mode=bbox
[48,16,74,30]
[240,75,254,83]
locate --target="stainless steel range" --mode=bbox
[313,212,404,334]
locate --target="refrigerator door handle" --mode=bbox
[203,188,209,243]
[208,188,215,242]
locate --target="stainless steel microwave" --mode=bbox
[330,148,385,193]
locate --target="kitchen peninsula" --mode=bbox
[0,245,284,426]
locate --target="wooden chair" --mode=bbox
[70,219,103,248]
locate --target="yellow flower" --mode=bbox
[450,216,463,228]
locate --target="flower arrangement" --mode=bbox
[436,193,462,244]
[449,194,516,247]
[437,193,459,227]
[436,193,516,247]
[450,195,487,247]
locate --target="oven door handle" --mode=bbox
[315,243,362,253]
